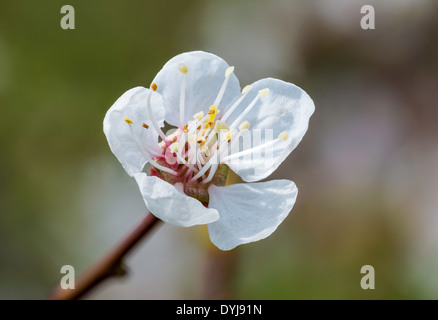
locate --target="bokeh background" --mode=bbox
[1,0,437,299]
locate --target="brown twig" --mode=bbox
[49,213,161,300]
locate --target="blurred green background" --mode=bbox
[1,0,437,299]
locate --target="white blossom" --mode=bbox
[104,51,314,250]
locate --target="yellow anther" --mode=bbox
[214,121,229,133]
[201,145,210,157]
[208,105,220,114]
[169,142,180,153]
[151,83,157,91]
[124,117,133,125]
[225,66,235,78]
[179,63,189,74]
[278,131,289,141]
[242,85,252,94]
[142,122,149,129]
[259,88,270,97]
[208,105,220,122]
[238,120,250,131]
[194,111,204,121]
[206,121,214,129]
[224,131,235,142]
[183,124,188,133]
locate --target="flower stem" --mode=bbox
[48,213,161,300]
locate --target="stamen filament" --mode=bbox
[213,66,234,107]
[229,94,260,130]
[179,74,186,128]
[222,137,281,163]
[220,86,251,123]
[127,125,177,175]
[146,92,169,144]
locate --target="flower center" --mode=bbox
[123,63,290,204]
[150,105,230,204]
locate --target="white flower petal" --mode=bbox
[103,87,165,176]
[207,179,298,251]
[224,78,315,182]
[134,173,219,227]
[152,51,241,127]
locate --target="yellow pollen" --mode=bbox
[209,105,220,114]
[216,144,219,150]
[238,120,250,131]
[142,122,149,129]
[151,83,157,91]
[206,121,214,129]
[194,111,204,121]
[124,117,133,125]
[208,105,220,122]
[224,131,235,142]
[179,63,188,74]
[278,131,289,141]
[169,142,180,153]
[259,88,270,97]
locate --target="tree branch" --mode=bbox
[49,213,161,300]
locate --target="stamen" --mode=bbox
[178,63,188,74]
[194,111,204,121]
[169,142,180,153]
[208,105,220,122]
[229,88,268,130]
[279,131,289,141]
[179,69,187,128]
[222,131,287,163]
[201,145,210,157]
[189,160,213,182]
[124,117,133,125]
[242,85,252,94]
[151,83,158,91]
[238,120,250,131]
[201,163,218,185]
[220,85,252,123]
[124,122,176,175]
[225,66,235,78]
[213,66,234,107]
[146,91,169,144]
[200,140,229,185]
[214,120,229,133]
[259,88,270,97]
[149,158,178,175]
[142,122,149,129]
[188,134,197,143]
[224,131,235,142]
[183,124,188,133]
[175,152,199,173]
